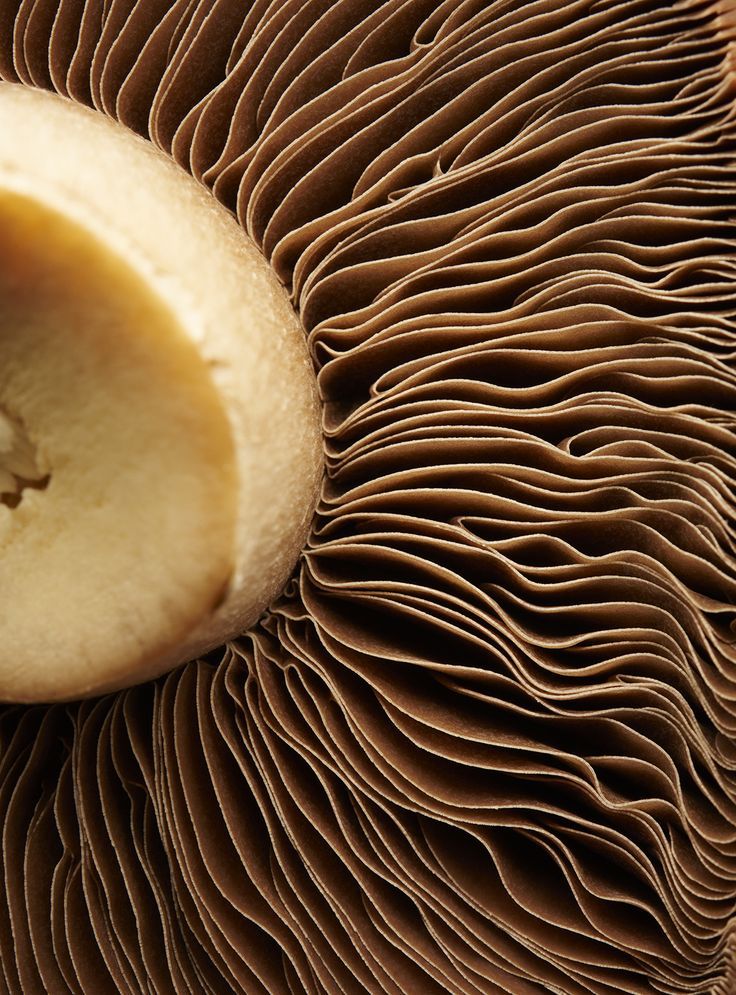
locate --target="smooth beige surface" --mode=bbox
[0,85,323,702]
[0,192,237,700]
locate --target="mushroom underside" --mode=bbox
[1,1,736,993]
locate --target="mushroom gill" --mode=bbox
[1,0,736,993]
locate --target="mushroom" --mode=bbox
[1,1,735,994]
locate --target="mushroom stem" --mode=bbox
[0,84,323,703]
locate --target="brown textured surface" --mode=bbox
[2,1,736,992]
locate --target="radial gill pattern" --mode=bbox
[2,1,736,993]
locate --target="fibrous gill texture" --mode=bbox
[1,1,736,993]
